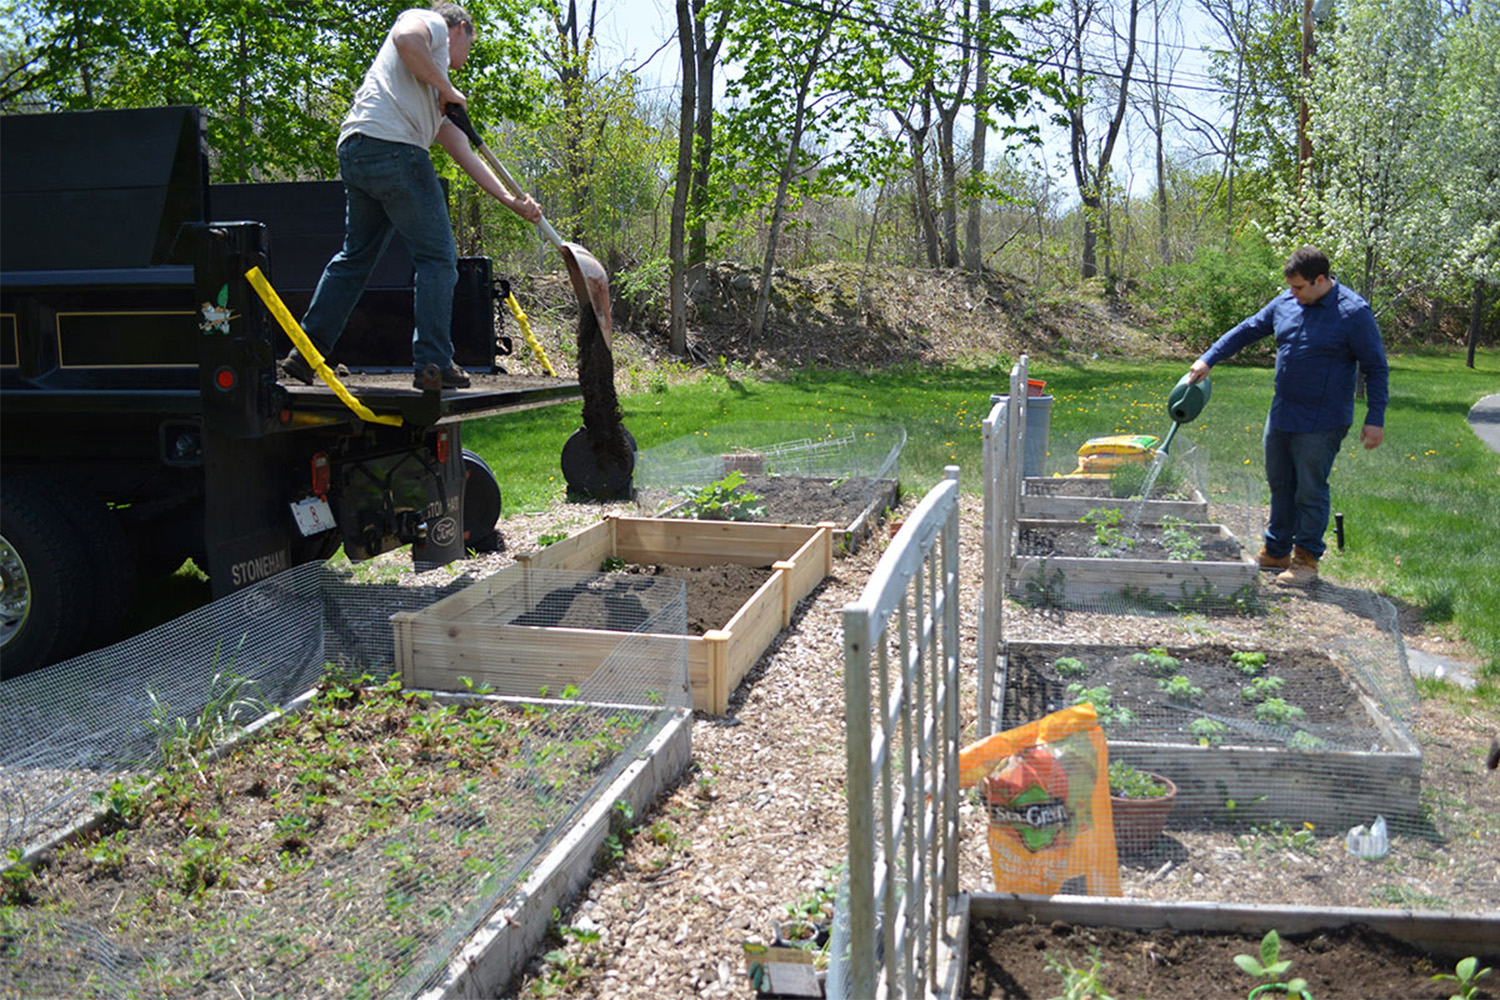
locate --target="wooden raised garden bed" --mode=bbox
[396,516,834,714]
[1008,518,1257,607]
[996,640,1422,828]
[957,894,1500,1000]
[1020,476,1210,522]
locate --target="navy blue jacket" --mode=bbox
[1198,281,1389,432]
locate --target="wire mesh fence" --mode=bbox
[0,560,688,998]
[632,422,906,545]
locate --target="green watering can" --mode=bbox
[1160,372,1211,454]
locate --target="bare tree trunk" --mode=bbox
[1066,0,1140,279]
[669,0,697,356]
[964,0,992,272]
[689,0,727,291]
[750,19,834,341]
[910,129,941,267]
[1468,280,1486,369]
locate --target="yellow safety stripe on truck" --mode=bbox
[503,292,557,377]
[243,266,403,428]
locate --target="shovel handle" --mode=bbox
[444,103,564,249]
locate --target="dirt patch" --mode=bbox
[625,563,772,635]
[967,919,1476,999]
[1001,643,1375,749]
[1017,521,1242,561]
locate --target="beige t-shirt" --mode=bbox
[338,9,450,150]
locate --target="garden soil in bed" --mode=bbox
[967,919,1479,999]
[1,679,657,999]
[1002,643,1378,749]
[507,565,772,636]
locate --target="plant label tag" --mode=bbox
[290,496,336,537]
[743,942,821,997]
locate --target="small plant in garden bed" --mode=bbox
[1160,515,1205,561]
[1189,716,1230,745]
[1241,675,1286,703]
[674,470,767,521]
[1045,946,1116,1000]
[1067,683,1137,729]
[1131,646,1181,676]
[1158,674,1204,703]
[1107,761,1171,799]
[1052,655,1089,678]
[1287,730,1327,751]
[1232,650,1268,675]
[1239,820,1320,858]
[1255,697,1307,726]
[1233,929,1312,999]
[7,669,656,998]
[1432,956,1492,1000]
[1082,507,1136,558]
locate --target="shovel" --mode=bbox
[444,102,614,351]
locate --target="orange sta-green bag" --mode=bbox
[958,704,1121,896]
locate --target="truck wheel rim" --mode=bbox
[0,532,31,647]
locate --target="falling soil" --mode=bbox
[571,304,633,498]
[1016,521,1242,560]
[966,919,1487,999]
[1000,643,1377,749]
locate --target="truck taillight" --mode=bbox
[214,367,236,391]
[311,453,331,496]
[436,429,450,464]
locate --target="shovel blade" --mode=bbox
[558,242,613,352]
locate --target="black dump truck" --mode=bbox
[0,106,582,678]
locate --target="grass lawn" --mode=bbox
[464,349,1500,678]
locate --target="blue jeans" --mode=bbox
[301,133,458,370]
[1263,417,1349,559]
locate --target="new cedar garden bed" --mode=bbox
[1008,517,1257,608]
[961,895,1500,1000]
[997,641,1422,828]
[397,517,833,714]
[0,674,690,1000]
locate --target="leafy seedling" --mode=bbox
[674,470,766,521]
[1234,929,1313,999]
[1082,507,1135,557]
[1431,956,1492,1000]
[1132,647,1181,676]
[1161,515,1204,561]
[1232,650,1268,675]
[1158,674,1204,702]
[1053,656,1089,678]
[1189,717,1228,745]
[1254,698,1306,726]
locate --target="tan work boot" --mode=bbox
[1257,549,1292,571]
[1275,546,1319,587]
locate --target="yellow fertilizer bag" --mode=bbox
[1072,434,1159,475]
[958,704,1121,896]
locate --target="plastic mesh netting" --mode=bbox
[0,560,688,998]
[633,421,905,538]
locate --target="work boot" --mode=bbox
[414,364,471,390]
[280,349,316,386]
[1257,549,1292,571]
[1275,546,1320,587]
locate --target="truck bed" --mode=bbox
[282,370,583,426]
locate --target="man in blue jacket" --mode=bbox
[1185,246,1388,586]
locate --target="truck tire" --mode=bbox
[0,483,94,678]
[462,449,503,553]
[50,484,136,655]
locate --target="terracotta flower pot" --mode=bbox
[1109,772,1177,857]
